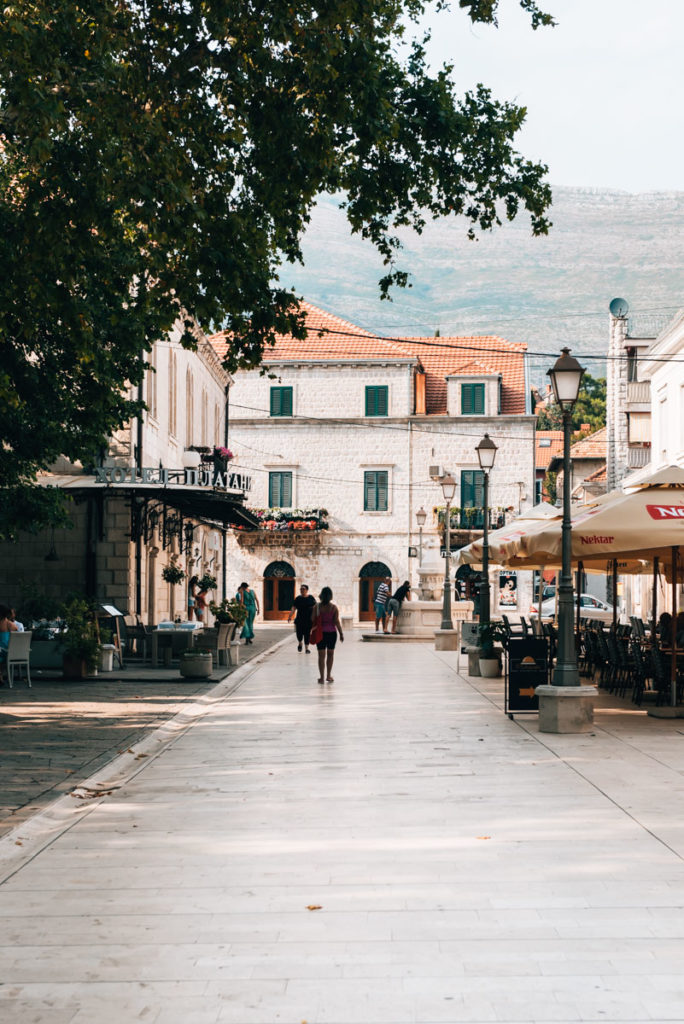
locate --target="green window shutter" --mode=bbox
[377,470,388,510]
[461,382,485,414]
[268,471,292,507]
[461,470,474,508]
[281,472,292,507]
[270,386,293,417]
[365,385,388,416]
[364,471,376,510]
[364,470,388,511]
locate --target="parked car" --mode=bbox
[530,593,614,623]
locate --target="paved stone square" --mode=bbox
[1,633,684,1023]
[0,628,289,837]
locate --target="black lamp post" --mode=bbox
[547,347,585,686]
[440,475,456,630]
[475,433,498,638]
[416,506,427,566]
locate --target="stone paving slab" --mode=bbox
[2,635,684,1022]
[0,628,289,837]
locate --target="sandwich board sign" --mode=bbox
[505,637,548,715]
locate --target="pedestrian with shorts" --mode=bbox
[387,579,411,634]
[288,584,316,653]
[311,586,344,684]
[374,577,391,633]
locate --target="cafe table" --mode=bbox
[150,623,201,667]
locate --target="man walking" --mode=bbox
[374,576,391,634]
[288,584,316,652]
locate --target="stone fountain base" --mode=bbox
[361,599,474,643]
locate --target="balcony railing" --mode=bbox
[436,507,508,532]
[627,446,651,469]
[626,381,650,405]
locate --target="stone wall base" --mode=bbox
[434,628,460,651]
[537,685,597,733]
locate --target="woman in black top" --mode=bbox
[288,584,316,652]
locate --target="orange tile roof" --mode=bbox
[535,431,564,470]
[584,463,607,483]
[210,302,410,364]
[210,302,528,416]
[400,337,527,415]
[569,426,607,459]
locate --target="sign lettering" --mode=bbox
[579,535,614,545]
[93,465,252,492]
[646,504,684,520]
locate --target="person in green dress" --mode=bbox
[237,581,259,644]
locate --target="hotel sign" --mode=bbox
[94,465,252,492]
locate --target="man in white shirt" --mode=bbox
[10,609,24,631]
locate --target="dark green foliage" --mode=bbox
[537,374,607,433]
[0,0,553,529]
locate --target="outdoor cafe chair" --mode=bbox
[6,630,32,688]
[630,637,655,706]
[195,623,238,667]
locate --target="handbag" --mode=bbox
[309,607,323,646]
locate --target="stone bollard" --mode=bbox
[466,645,481,676]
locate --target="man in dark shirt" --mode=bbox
[387,580,411,634]
[288,584,317,652]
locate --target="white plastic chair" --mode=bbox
[7,630,32,688]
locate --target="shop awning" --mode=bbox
[37,474,259,530]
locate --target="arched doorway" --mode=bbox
[359,561,392,621]
[263,561,296,620]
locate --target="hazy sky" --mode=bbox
[421,0,684,192]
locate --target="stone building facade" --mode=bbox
[0,322,254,623]
[606,303,656,489]
[212,303,538,622]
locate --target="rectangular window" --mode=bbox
[461,382,485,415]
[365,385,388,417]
[364,470,389,511]
[268,471,292,508]
[460,470,485,528]
[270,386,293,417]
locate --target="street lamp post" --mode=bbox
[475,434,498,639]
[547,347,585,687]
[440,475,456,631]
[416,506,427,566]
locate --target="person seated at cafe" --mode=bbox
[658,612,673,647]
[9,608,24,632]
[0,604,19,682]
[676,611,684,648]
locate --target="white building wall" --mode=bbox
[230,360,415,420]
[226,363,537,621]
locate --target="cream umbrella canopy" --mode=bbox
[516,466,684,707]
[518,467,684,565]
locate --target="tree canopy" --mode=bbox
[536,373,607,434]
[0,0,553,533]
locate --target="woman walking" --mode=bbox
[237,581,259,645]
[311,586,344,684]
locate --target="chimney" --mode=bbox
[415,371,426,415]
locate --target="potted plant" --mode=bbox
[162,558,186,586]
[477,621,507,678]
[197,572,217,592]
[209,598,248,628]
[61,598,100,679]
